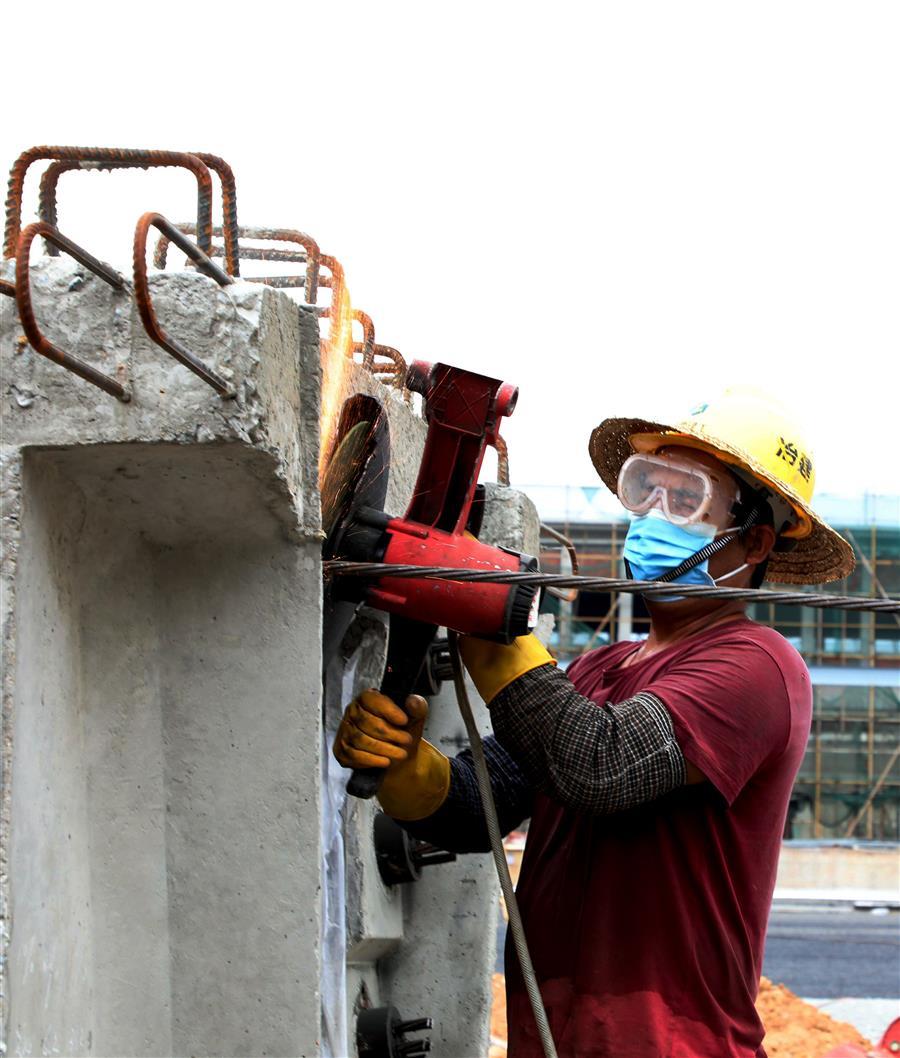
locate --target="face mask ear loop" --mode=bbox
[655,499,765,583]
[715,562,750,584]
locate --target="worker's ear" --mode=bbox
[744,524,777,567]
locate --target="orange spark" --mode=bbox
[318,276,355,483]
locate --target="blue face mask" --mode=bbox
[623,509,747,599]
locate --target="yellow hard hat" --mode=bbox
[589,386,855,585]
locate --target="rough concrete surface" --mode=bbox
[479,482,541,560]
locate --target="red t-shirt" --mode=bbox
[507,618,812,1058]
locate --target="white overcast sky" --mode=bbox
[4,2,899,500]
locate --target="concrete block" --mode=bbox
[379,672,500,1056]
[2,261,324,1057]
[480,481,541,559]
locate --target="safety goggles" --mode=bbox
[617,452,740,528]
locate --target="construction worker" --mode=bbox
[333,387,855,1058]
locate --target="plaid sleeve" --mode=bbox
[488,664,687,814]
[398,734,533,854]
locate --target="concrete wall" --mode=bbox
[776,843,900,893]
[2,262,323,1056]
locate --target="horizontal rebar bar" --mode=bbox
[322,562,900,614]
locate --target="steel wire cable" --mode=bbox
[323,562,900,614]
[446,631,558,1058]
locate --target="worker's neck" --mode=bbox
[643,598,747,653]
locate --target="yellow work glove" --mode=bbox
[332,690,450,821]
[458,632,556,704]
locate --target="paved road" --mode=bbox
[763,907,899,998]
[496,906,900,999]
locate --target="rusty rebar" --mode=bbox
[37,160,138,255]
[212,246,307,263]
[317,254,345,325]
[540,522,580,602]
[0,278,14,297]
[355,352,400,378]
[373,344,409,393]
[494,434,510,486]
[15,222,130,400]
[352,309,375,367]
[152,224,320,302]
[243,275,307,288]
[36,152,241,276]
[133,212,235,397]
[190,153,240,276]
[4,147,215,260]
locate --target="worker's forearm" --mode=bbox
[488,664,686,813]
[399,734,533,853]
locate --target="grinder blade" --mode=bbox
[321,400,390,667]
[321,420,375,546]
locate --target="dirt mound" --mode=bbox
[489,973,874,1057]
[757,976,873,1057]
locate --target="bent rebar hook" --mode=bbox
[133,212,236,398]
[15,222,131,400]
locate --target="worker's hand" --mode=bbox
[333,689,426,769]
[458,632,557,704]
[333,690,450,821]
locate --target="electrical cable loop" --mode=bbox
[132,212,236,398]
[322,562,900,614]
[14,221,131,401]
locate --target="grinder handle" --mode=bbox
[347,766,384,800]
[346,616,436,800]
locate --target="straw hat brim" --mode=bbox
[588,417,856,585]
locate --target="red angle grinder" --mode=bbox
[321,360,540,799]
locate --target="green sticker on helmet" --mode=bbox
[689,402,708,417]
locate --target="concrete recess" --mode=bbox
[1,256,535,1056]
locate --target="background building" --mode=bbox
[525,486,900,842]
